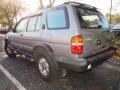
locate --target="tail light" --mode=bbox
[71,35,83,54]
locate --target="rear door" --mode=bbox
[41,7,72,57]
[76,7,111,57]
[22,14,43,53]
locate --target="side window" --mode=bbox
[46,8,69,29]
[27,16,38,32]
[15,19,27,33]
[35,15,42,31]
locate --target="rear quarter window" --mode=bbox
[46,7,69,30]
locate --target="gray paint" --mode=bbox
[5,4,113,72]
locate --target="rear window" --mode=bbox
[76,8,109,29]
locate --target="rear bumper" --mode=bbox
[57,47,116,72]
[85,47,116,66]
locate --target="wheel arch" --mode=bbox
[33,43,54,53]
[33,43,54,61]
[33,43,59,71]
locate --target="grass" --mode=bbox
[113,40,120,60]
[113,40,120,47]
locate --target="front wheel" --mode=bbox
[5,43,16,57]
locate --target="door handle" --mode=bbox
[42,24,45,29]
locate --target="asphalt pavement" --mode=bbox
[0,70,17,90]
[0,35,120,90]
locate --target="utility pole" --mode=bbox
[110,0,113,24]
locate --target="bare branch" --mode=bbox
[39,0,43,9]
[38,0,55,9]
[51,0,55,6]
[0,0,25,28]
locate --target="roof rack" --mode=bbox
[64,1,83,5]
[64,1,97,10]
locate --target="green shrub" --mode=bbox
[113,40,120,47]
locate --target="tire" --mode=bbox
[118,81,120,90]
[5,43,16,57]
[34,48,59,81]
[113,79,120,90]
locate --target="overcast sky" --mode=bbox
[21,0,120,15]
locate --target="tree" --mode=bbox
[38,0,55,10]
[0,16,8,27]
[106,13,120,23]
[107,0,120,23]
[0,0,25,28]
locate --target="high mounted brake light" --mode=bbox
[71,35,83,54]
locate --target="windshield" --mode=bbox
[76,8,109,29]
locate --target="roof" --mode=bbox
[22,2,98,19]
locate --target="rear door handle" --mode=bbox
[42,24,45,29]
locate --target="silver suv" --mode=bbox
[5,2,116,81]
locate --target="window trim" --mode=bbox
[26,13,43,32]
[27,16,39,32]
[46,7,70,30]
[34,15,42,31]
